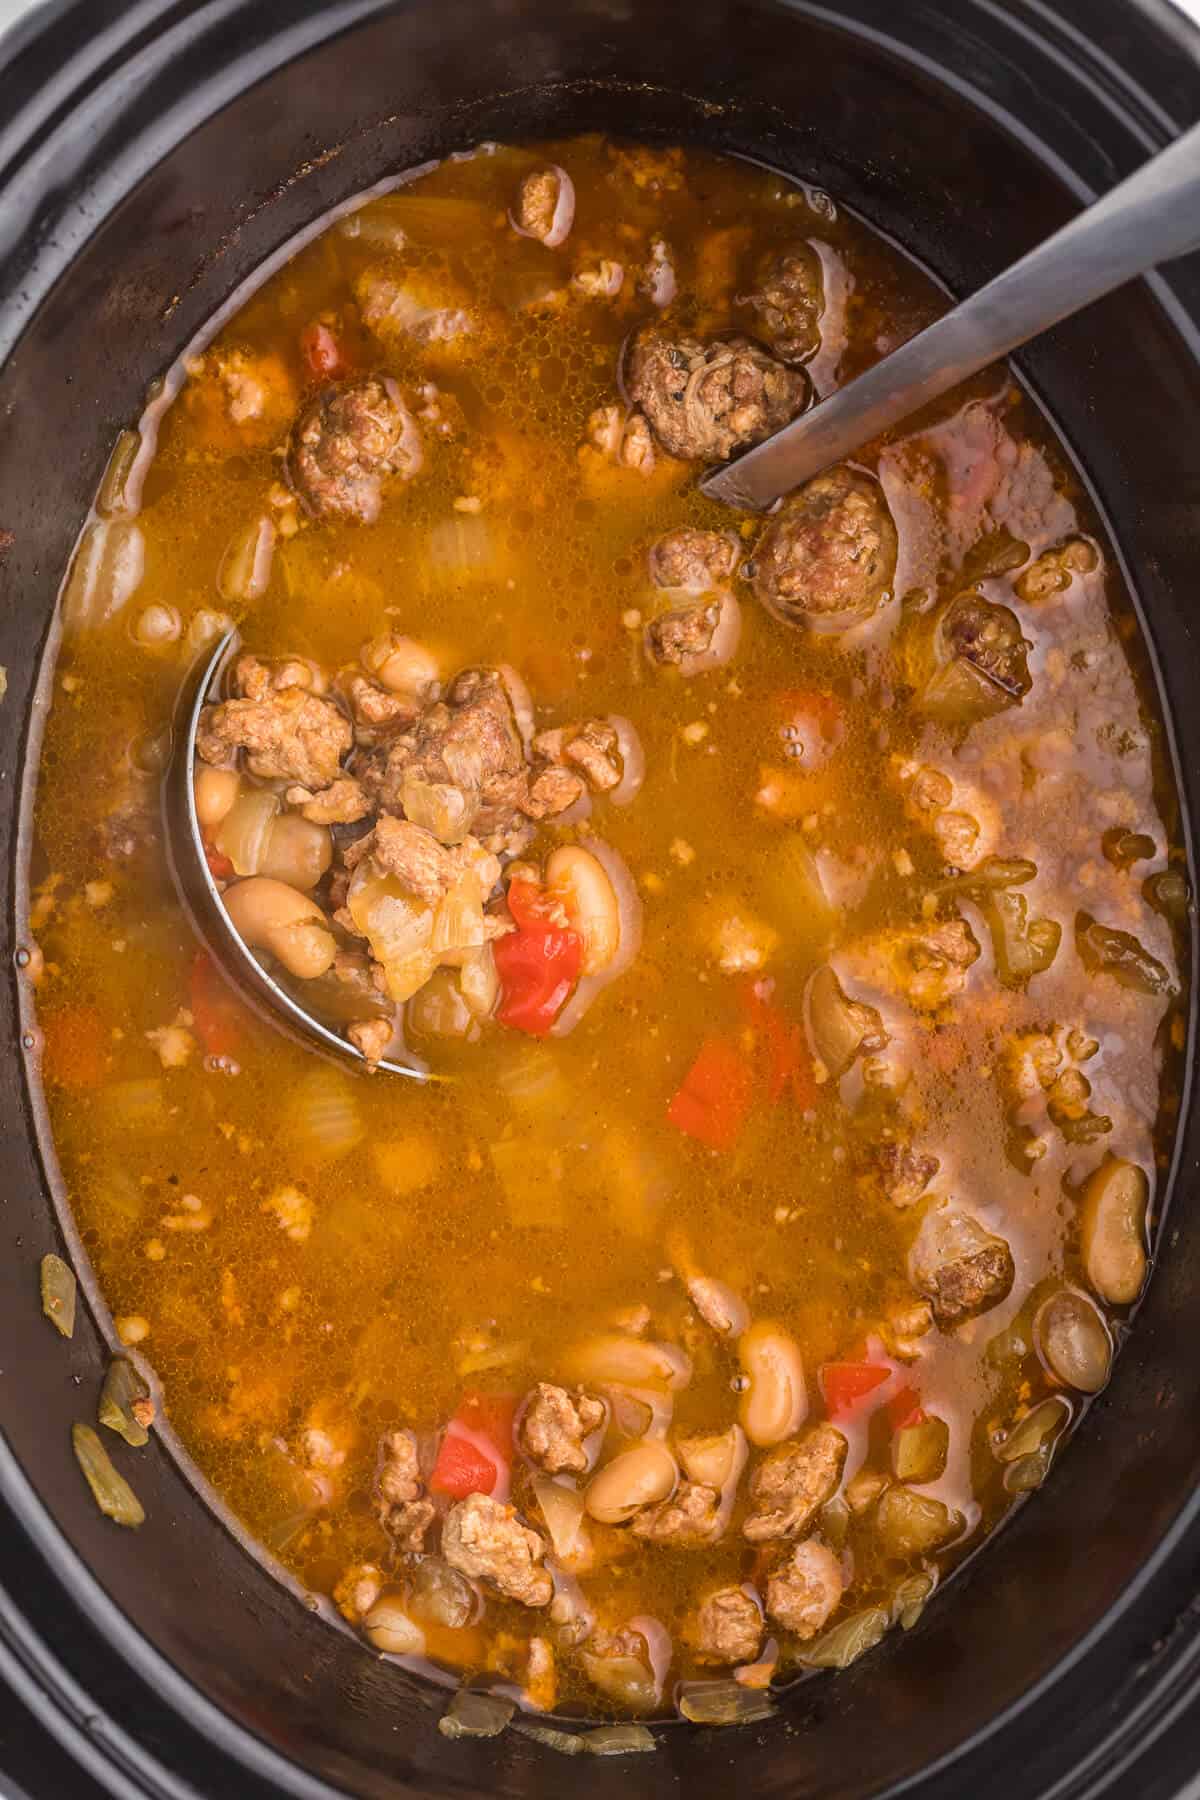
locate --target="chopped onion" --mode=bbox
[216,787,279,877]
[509,165,575,248]
[97,430,144,519]
[400,774,471,846]
[459,943,499,1020]
[430,873,486,955]
[682,591,742,677]
[284,1068,365,1165]
[61,520,145,631]
[218,515,276,604]
[105,1078,167,1134]
[348,867,437,1002]
[605,716,646,807]
[532,1475,589,1561]
[339,193,492,250]
[565,1334,691,1391]
[552,838,642,1037]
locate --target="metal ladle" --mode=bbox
[165,629,432,1080]
[702,120,1200,511]
[168,125,1200,1071]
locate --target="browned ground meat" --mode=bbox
[630,1481,723,1545]
[531,720,622,793]
[196,668,352,790]
[870,1142,941,1210]
[686,1586,763,1664]
[341,673,420,733]
[285,775,372,826]
[743,1424,848,1542]
[355,668,535,851]
[518,1383,605,1475]
[649,527,740,591]
[626,329,807,462]
[753,467,898,628]
[515,168,567,243]
[287,375,423,523]
[441,1494,553,1607]
[362,816,500,905]
[375,1429,435,1550]
[740,244,824,363]
[909,1207,1015,1328]
[645,603,723,668]
[845,917,980,1013]
[765,1538,844,1637]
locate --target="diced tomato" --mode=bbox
[429,1390,515,1499]
[740,978,821,1109]
[300,320,347,380]
[887,1385,926,1432]
[204,841,235,882]
[188,950,246,1059]
[667,1034,755,1152]
[494,919,582,1037]
[506,878,568,934]
[819,1361,890,1419]
[38,1003,109,1089]
[430,1431,500,1499]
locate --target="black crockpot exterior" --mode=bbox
[2,2,1200,1796]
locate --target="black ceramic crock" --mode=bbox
[2,2,1200,1796]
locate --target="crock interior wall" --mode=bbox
[2,3,1200,1797]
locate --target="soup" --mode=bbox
[28,135,1187,1733]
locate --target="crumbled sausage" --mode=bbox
[740,244,824,363]
[626,329,807,462]
[870,1142,941,1210]
[630,1480,724,1546]
[753,467,897,628]
[526,764,586,818]
[686,1586,763,1665]
[363,816,500,906]
[531,720,622,793]
[348,1017,393,1067]
[909,1207,1015,1329]
[743,1423,848,1542]
[844,917,980,1013]
[646,602,723,667]
[584,403,660,472]
[285,775,372,825]
[287,375,423,524]
[341,673,420,732]
[196,673,352,791]
[374,1429,435,1550]
[765,1538,844,1638]
[354,269,479,356]
[441,1493,553,1607]
[515,168,571,244]
[607,144,686,192]
[333,1562,385,1625]
[1014,536,1097,603]
[518,1383,605,1475]
[649,527,740,591]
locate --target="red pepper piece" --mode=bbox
[667,1034,755,1152]
[819,1361,891,1419]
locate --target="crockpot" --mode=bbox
[2,1,1200,1795]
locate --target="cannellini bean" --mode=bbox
[363,1591,427,1655]
[738,1321,808,1447]
[1034,1289,1112,1393]
[257,813,333,891]
[217,515,275,604]
[677,1424,746,1489]
[194,766,241,829]
[1080,1157,1149,1305]
[565,1333,691,1391]
[585,1442,677,1524]
[545,846,620,975]
[223,877,336,978]
[360,633,440,699]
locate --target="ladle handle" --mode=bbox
[702,119,1200,511]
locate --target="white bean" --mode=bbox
[1035,1289,1112,1393]
[223,877,335,979]
[360,633,440,699]
[194,766,241,829]
[258,814,332,891]
[1080,1157,1149,1305]
[585,1442,677,1524]
[363,1591,426,1655]
[545,846,620,975]
[565,1333,691,1391]
[738,1321,808,1447]
[132,603,181,648]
